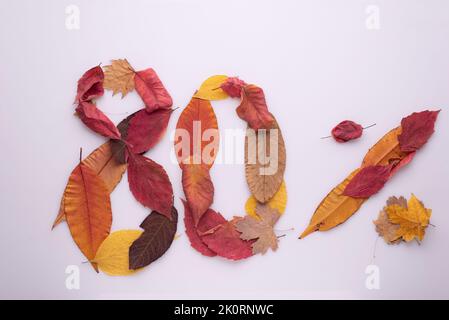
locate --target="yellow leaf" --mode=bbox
[93,230,143,276]
[194,75,229,101]
[245,181,287,218]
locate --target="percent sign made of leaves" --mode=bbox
[53,59,178,276]
[175,75,288,259]
[300,110,440,238]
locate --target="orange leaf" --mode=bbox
[174,97,219,168]
[64,163,112,270]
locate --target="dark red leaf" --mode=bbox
[134,68,173,113]
[236,85,274,130]
[221,77,246,98]
[75,66,104,102]
[200,218,253,261]
[343,165,392,198]
[331,120,363,143]
[75,102,121,139]
[398,110,440,152]
[127,153,174,219]
[126,108,172,154]
[129,208,178,270]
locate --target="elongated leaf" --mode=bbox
[236,85,274,130]
[76,101,121,139]
[134,68,172,113]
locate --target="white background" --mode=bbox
[1,0,448,299]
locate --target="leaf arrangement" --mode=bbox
[53,59,177,276]
[301,110,440,238]
[176,75,288,259]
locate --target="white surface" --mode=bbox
[1,0,449,299]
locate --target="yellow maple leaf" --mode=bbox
[386,194,431,242]
[193,75,229,101]
[93,230,142,276]
[245,181,287,218]
[103,59,135,98]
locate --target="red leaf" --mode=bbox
[220,77,246,98]
[389,152,416,178]
[331,120,363,143]
[236,85,274,130]
[126,108,172,154]
[200,218,253,260]
[182,200,224,257]
[127,153,174,219]
[134,68,173,113]
[75,102,121,139]
[75,66,104,102]
[343,165,392,198]
[398,110,440,152]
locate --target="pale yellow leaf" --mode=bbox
[245,181,287,218]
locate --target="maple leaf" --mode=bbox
[127,153,174,219]
[134,68,173,113]
[75,101,121,140]
[220,77,246,98]
[236,85,274,130]
[398,110,440,153]
[75,65,104,102]
[129,208,178,270]
[103,59,135,98]
[386,194,432,242]
[331,120,363,143]
[235,204,280,255]
[343,165,392,198]
[373,196,407,244]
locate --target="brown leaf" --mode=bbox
[103,59,135,98]
[235,204,280,255]
[245,117,286,203]
[373,210,401,244]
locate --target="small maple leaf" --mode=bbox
[373,196,407,244]
[235,204,280,255]
[103,59,136,98]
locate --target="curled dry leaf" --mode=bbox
[235,204,280,255]
[398,110,440,152]
[127,153,174,219]
[182,161,214,226]
[75,65,104,102]
[174,97,219,168]
[245,117,286,203]
[343,165,392,198]
[75,101,121,140]
[103,59,135,98]
[331,120,363,143]
[64,163,112,271]
[245,180,287,218]
[129,208,178,270]
[236,84,274,130]
[220,77,246,98]
[134,68,173,113]
[93,230,142,276]
[193,75,229,101]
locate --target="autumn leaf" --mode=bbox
[110,112,136,164]
[343,165,392,198]
[134,68,173,113]
[236,84,274,130]
[182,161,214,226]
[75,65,104,102]
[103,59,135,98]
[386,194,432,242]
[398,110,440,152]
[174,97,219,168]
[235,204,280,255]
[93,230,142,276]
[362,127,404,167]
[194,75,229,101]
[331,120,363,143]
[64,162,112,271]
[126,108,172,154]
[221,77,246,98]
[75,101,121,140]
[373,196,407,244]
[200,218,253,260]
[245,117,286,203]
[129,208,178,270]
[245,180,287,218]
[127,153,174,219]
[182,200,225,257]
